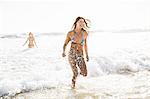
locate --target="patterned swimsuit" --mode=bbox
[68,30,87,86]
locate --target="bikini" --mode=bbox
[71,30,84,46]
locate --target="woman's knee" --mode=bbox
[74,70,78,77]
[84,71,87,76]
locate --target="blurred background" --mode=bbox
[0,0,150,34]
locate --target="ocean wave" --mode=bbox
[0,29,150,39]
[1,31,150,98]
[0,32,64,39]
[0,85,57,98]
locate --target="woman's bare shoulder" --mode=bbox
[67,30,74,36]
[83,30,88,36]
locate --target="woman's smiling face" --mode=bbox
[76,19,85,29]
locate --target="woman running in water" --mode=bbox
[62,17,90,88]
[23,32,37,48]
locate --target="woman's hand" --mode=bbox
[86,55,89,62]
[62,52,66,57]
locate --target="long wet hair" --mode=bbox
[72,16,90,31]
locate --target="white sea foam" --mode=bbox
[0,31,150,98]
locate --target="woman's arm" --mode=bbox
[33,38,38,48]
[62,32,71,57]
[84,31,89,61]
[84,38,89,61]
[23,38,28,46]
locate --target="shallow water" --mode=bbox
[1,32,150,98]
[12,71,150,99]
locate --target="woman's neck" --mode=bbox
[74,28,82,33]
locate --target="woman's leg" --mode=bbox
[70,62,78,88]
[68,49,78,88]
[76,54,87,76]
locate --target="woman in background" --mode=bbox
[23,32,37,48]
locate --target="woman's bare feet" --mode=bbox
[71,79,75,89]
[80,72,87,76]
